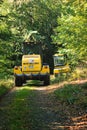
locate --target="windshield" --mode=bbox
[54,55,66,66]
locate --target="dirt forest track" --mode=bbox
[0,80,87,130]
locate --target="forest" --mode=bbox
[0,1,87,130]
[0,0,87,79]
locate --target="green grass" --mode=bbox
[0,78,14,97]
[54,83,87,105]
[51,73,68,84]
[8,89,32,129]
[0,87,36,130]
[26,80,42,86]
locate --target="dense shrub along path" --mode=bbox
[0,80,87,130]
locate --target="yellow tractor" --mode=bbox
[53,54,70,77]
[14,54,50,86]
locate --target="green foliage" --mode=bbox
[70,66,87,81]
[51,73,68,84]
[51,64,87,84]
[0,0,87,77]
[52,0,87,67]
[11,0,61,66]
[54,84,81,104]
[0,1,15,78]
[0,40,15,78]
[0,0,62,75]
[0,78,14,96]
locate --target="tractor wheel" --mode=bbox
[22,77,26,84]
[15,76,22,86]
[44,75,50,86]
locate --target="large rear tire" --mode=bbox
[44,75,50,86]
[15,76,22,86]
[22,77,26,84]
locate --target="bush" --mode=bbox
[0,78,14,97]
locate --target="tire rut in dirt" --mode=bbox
[25,90,70,130]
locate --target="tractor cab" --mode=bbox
[53,54,70,77]
[54,54,66,67]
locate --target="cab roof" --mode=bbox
[54,54,64,56]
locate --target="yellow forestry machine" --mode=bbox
[53,54,70,77]
[14,54,50,86]
[14,31,50,86]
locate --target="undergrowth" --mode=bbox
[0,78,14,97]
[54,82,87,107]
[51,64,87,84]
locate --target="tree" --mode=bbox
[0,0,14,77]
[52,0,87,66]
[8,0,62,72]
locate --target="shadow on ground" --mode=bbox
[0,79,87,130]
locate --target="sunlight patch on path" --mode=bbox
[13,79,87,94]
